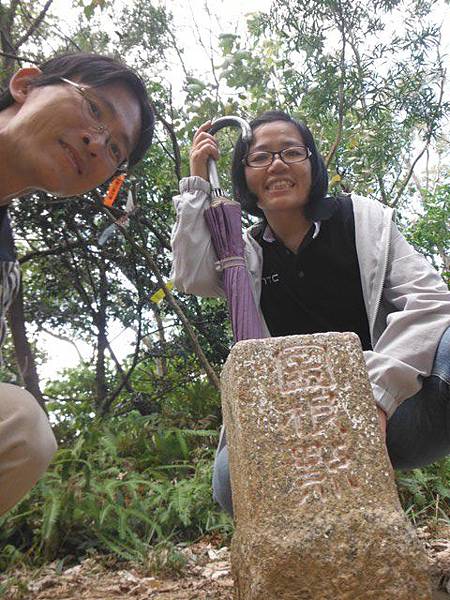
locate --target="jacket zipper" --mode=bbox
[369,213,392,339]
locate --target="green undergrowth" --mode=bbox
[3,399,450,573]
[397,457,450,526]
[0,410,232,571]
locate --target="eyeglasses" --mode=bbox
[243,145,312,168]
[60,77,128,173]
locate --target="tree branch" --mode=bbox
[0,49,39,64]
[39,325,85,363]
[391,64,445,207]
[6,1,20,30]
[152,104,182,181]
[391,142,429,208]
[59,233,98,322]
[97,202,220,390]
[15,0,54,50]
[324,0,346,168]
[7,281,45,408]
[64,221,100,301]
[101,306,143,415]
[189,0,221,103]
[138,216,171,251]
[153,303,168,377]
[19,240,83,264]
[105,337,134,393]
[347,29,391,204]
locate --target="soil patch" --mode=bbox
[2,525,450,599]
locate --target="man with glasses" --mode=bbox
[0,52,154,515]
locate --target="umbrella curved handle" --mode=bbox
[208,116,252,140]
[207,116,252,196]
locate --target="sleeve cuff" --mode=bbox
[179,176,211,195]
[370,382,398,419]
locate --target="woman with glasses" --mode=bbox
[0,52,154,516]
[171,110,450,516]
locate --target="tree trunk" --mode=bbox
[153,305,168,378]
[95,324,108,411]
[95,267,109,412]
[7,283,45,408]
[0,1,19,86]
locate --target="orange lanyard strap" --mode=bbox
[103,174,126,207]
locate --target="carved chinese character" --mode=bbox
[277,344,336,395]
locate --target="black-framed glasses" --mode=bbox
[60,77,128,174]
[243,145,312,168]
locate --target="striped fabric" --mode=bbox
[0,260,20,349]
[0,207,20,362]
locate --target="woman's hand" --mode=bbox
[189,120,220,181]
[377,405,394,472]
[377,406,387,439]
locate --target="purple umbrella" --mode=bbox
[204,117,265,342]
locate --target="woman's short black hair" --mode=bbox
[0,52,154,169]
[231,110,328,219]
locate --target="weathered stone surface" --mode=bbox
[221,332,432,600]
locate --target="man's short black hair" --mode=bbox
[231,110,328,219]
[0,52,154,169]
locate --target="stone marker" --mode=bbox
[221,332,432,600]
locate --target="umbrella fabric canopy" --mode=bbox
[204,196,264,342]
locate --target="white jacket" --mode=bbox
[171,176,450,418]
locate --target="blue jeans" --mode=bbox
[213,326,450,516]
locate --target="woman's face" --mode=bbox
[244,120,312,217]
[7,71,142,197]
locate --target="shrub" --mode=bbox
[0,411,232,569]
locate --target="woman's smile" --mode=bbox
[245,121,312,215]
[265,178,295,192]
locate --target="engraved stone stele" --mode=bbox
[221,332,432,600]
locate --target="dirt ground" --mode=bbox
[0,539,234,600]
[2,525,450,600]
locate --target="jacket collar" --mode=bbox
[262,221,321,242]
[249,195,339,242]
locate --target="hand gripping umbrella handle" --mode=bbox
[207,116,253,198]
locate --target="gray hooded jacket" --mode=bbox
[171,176,450,418]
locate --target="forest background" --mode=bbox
[0,0,449,575]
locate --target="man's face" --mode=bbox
[10,75,142,197]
